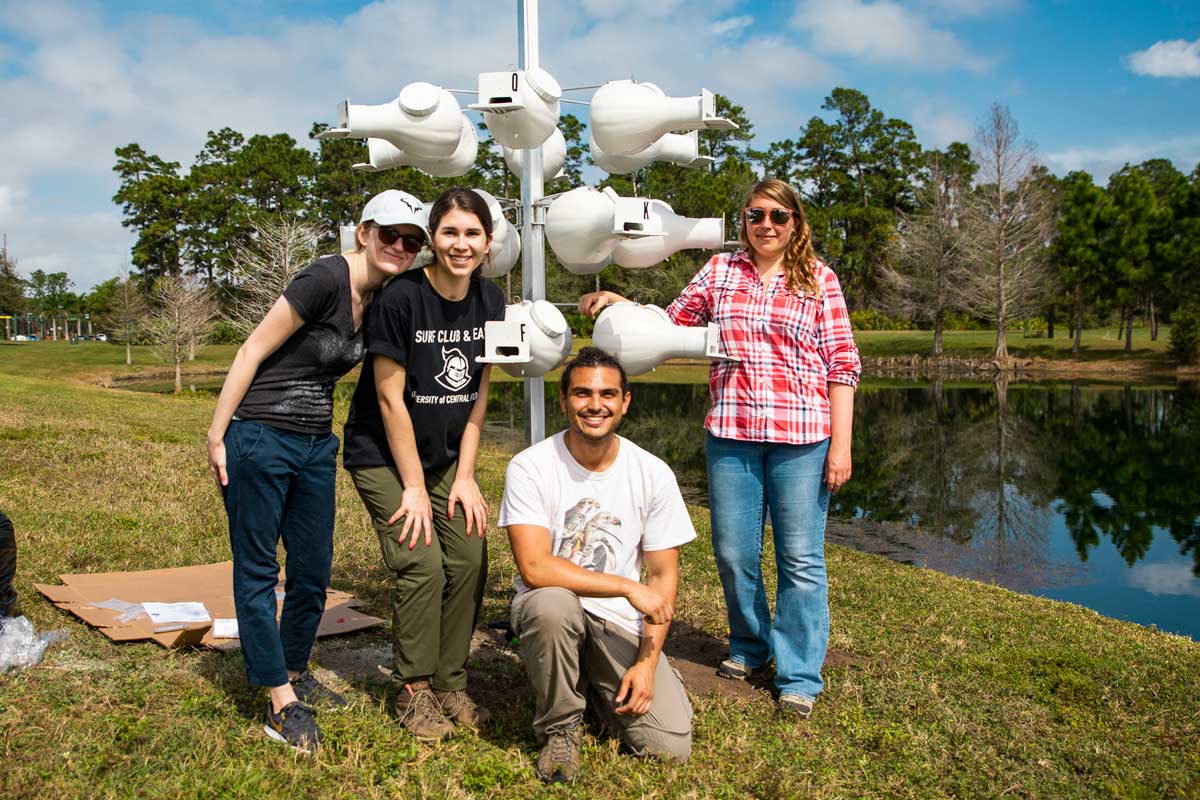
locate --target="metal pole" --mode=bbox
[518,0,547,444]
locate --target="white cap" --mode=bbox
[359,190,429,241]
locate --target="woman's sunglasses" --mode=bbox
[745,207,795,226]
[374,224,425,254]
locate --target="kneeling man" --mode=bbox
[499,347,696,784]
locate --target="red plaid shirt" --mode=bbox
[665,250,861,445]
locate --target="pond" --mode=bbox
[485,376,1200,641]
[121,373,1200,639]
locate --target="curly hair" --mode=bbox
[738,178,819,296]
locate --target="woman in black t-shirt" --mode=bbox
[207,190,429,753]
[344,188,505,742]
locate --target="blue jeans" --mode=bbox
[706,432,830,700]
[223,419,339,687]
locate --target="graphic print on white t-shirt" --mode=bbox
[552,498,623,573]
[435,345,471,391]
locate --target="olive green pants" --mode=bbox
[350,461,486,691]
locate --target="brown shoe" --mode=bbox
[536,725,582,784]
[394,682,455,742]
[434,688,491,728]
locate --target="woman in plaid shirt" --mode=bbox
[580,178,861,718]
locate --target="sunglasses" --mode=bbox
[374,224,425,254]
[745,207,795,226]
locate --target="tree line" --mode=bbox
[3,86,1198,363]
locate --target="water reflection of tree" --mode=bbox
[1048,383,1200,576]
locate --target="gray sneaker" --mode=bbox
[395,683,455,742]
[536,725,582,784]
[263,700,322,753]
[435,688,491,728]
[290,670,348,710]
[717,658,760,681]
[779,693,815,718]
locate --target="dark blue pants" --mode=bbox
[222,420,339,687]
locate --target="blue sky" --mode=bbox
[0,0,1196,292]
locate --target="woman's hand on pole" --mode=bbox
[578,291,628,318]
[447,477,489,538]
[387,486,434,549]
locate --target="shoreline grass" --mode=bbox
[0,348,1198,798]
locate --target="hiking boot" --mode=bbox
[717,658,760,681]
[263,700,322,753]
[395,683,455,742]
[435,688,491,728]
[779,693,815,718]
[290,670,348,710]
[536,725,582,784]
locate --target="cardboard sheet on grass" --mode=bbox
[35,561,383,650]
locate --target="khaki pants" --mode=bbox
[511,587,692,761]
[350,461,486,691]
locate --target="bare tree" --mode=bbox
[955,104,1057,363]
[107,271,147,366]
[149,275,219,393]
[227,216,323,339]
[879,155,969,355]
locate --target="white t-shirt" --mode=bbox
[499,431,697,636]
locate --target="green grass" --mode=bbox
[1,347,1198,799]
[852,326,1174,367]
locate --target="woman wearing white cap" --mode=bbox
[207,189,429,753]
[343,187,505,743]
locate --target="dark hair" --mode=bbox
[560,346,629,397]
[427,188,493,278]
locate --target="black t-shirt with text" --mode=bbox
[342,268,505,474]
[234,255,364,435]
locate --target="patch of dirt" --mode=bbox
[316,623,863,710]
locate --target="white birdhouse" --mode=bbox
[478,300,574,378]
[611,200,724,268]
[590,130,714,175]
[352,116,478,178]
[589,80,737,157]
[470,68,562,149]
[591,302,736,376]
[316,82,466,160]
[546,187,724,271]
[503,127,567,180]
[339,224,357,253]
[472,189,521,278]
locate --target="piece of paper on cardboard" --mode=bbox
[142,602,211,624]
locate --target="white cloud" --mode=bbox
[711,15,754,36]
[918,0,1018,19]
[1045,134,1200,182]
[791,0,990,72]
[1127,39,1200,79]
[909,102,974,148]
[1127,561,1200,598]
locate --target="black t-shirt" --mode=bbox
[234,255,364,435]
[342,269,505,474]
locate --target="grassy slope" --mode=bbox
[0,344,1197,799]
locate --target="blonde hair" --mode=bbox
[353,222,370,252]
[738,178,819,296]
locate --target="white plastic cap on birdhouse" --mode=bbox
[545,186,621,267]
[611,201,724,268]
[470,68,562,149]
[352,116,478,178]
[591,302,736,376]
[589,80,737,157]
[590,130,715,175]
[316,82,466,160]
[478,300,574,377]
[503,127,567,180]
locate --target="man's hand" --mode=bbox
[626,582,673,625]
[614,659,655,716]
[387,486,434,548]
